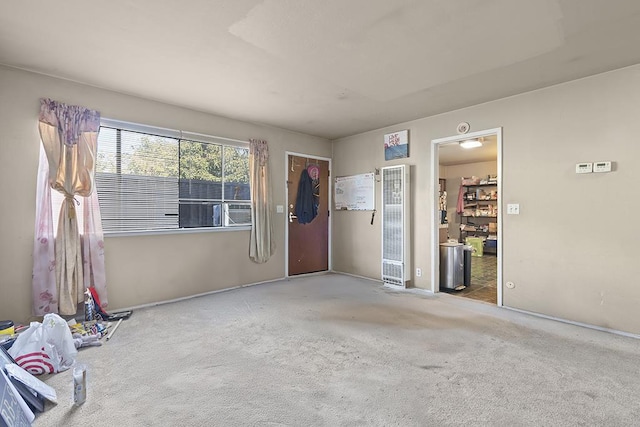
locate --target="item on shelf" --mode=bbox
[438,179,447,225]
[476,189,496,200]
[460,223,476,232]
[462,209,475,217]
[485,239,497,250]
[439,191,447,209]
[475,207,495,217]
[461,176,480,186]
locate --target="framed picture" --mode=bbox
[384,130,409,160]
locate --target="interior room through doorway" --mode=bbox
[432,129,501,305]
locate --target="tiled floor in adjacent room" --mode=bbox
[456,254,497,304]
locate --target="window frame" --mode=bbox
[97,118,252,237]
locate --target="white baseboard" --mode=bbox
[110,276,286,313]
[110,272,638,341]
[330,270,382,283]
[503,306,640,340]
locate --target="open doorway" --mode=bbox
[430,128,503,306]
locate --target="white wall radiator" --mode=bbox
[381,165,411,287]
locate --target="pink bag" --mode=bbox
[8,314,77,375]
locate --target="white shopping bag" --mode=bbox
[8,313,77,375]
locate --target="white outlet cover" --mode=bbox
[507,204,520,215]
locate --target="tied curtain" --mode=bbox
[33,98,107,315]
[248,139,275,263]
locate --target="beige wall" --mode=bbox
[332,64,640,335]
[0,66,331,322]
[443,161,498,241]
[3,63,639,335]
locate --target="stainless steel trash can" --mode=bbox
[440,242,464,290]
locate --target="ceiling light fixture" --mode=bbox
[459,139,483,149]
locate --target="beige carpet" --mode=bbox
[34,273,640,426]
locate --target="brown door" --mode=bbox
[287,154,329,275]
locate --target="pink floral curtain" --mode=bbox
[249,139,275,263]
[33,98,107,315]
[82,189,108,308]
[32,146,57,314]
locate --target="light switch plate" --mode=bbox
[575,163,593,174]
[593,161,612,173]
[507,204,520,215]
[276,205,284,213]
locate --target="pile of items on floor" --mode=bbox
[0,289,131,426]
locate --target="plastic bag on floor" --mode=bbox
[8,313,77,375]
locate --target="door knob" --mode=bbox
[289,212,297,223]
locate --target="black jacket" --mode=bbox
[295,169,317,224]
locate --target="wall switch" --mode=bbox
[507,204,520,215]
[276,205,284,213]
[416,268,422,277]
[575,163,593,174]
[593,161,612,173]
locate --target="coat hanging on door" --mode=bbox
[295,169,317,224]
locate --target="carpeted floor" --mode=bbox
[33,273,640,426]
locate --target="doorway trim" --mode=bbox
[284,151,333,278]
[430,127,503,306]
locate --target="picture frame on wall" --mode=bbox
[384,130,409,160]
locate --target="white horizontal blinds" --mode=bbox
[96,127,179,232]
[94,120,251,233]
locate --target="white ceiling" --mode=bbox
[2,0,640,140]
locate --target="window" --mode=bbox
[95,120,250,233]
